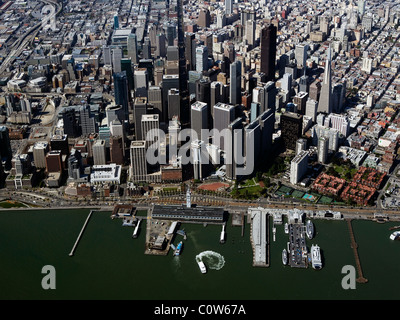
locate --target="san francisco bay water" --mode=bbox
[0,209,399,300]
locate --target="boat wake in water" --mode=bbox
[195,251,225,270]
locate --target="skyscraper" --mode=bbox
[225,0,233,15]
[191,101,208,140]
[127,33,138,64]
[213,102,236,150]
[80,105,96,136]
[130,140,147,182]
[113,71,130,120]
[229,60,242,105]
[112,47,123,73]
[318,45,332,114]
[196,45,209,73]
[280,112,303,150]
[260,24,277,82]
[133,97,147,140]
[92,139,107,165]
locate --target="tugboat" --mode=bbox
[282,248,288,265]
[174,241,183,256]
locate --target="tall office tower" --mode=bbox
[280,112,303,150]
[103,45,112,65]
[166,22,176,47]
[295,43,309,71]
[134,68,149,98]
[148,86,163,119]
[113,71,129,120]
[281,73,292,93]
[309,80,321,102]
[61,108,79,137]
[177,0,189,123]
[143,37,152,59]
[33,141,49,169]
[191,101,208,140]
[127,33,138,64]
[188,71,202,95]
[305,98,318,122]
[229,60,241,105]
[320,16,330,36]
[110,136,124,165]
[191,140,209,180]
[264,81,277,113]
[92,139,107,165]
[210,81,222,116]
[213,102,236,150]
[198,9,211,28]
[50,134,69,156]
[67,149,82,180]
[141,114,159,146]
[318,45,332,114]
[133,97,147,140]
[244,119,261,175]
[99,126,111,148]
[290,150,309,185]
[195,78,211,109]
[245,20,256,46]
[185,33,196,71]
[113,15,119,29]
[80,105,96,136]
[216,10,226,28]
[358,0,365,16]
[106,105,125,127]
[225,0,232,15]
[46,150,63,173]
[110,119,124,142]
[293,91,309,115]
[162,74,180,119]
[318,136,329,164]
[121,58,134,93]
[155,33,166,58]
[196,45,209,73]
[168,88,181,120]
[257,108,275,154]
[226,117,243,180]
[130,140,148,182]
[298,72,309,93]
[260,24,277,82]
[296,138,307,155]
[251,102,260,122]
[112,47,123,73]
[167,46,179,62]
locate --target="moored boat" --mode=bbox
[306,220,314,239]
[284,223,289,234]
[282,248,288,265]
[311,244,322,270]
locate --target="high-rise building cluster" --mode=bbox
[0,0,399,198]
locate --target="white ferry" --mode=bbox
[311,244,322,270]
[390,231,400,240]
[197,260,207,274]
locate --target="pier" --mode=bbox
[346,219,368,283]
[69,210,93,256]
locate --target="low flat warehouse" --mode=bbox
[151,205,224,223]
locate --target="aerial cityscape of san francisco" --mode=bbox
[0,0,399,309]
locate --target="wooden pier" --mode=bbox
[346,219,368,283]
[69,210,93,256]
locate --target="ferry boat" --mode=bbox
[197,260,207,274]
[390,231,400,240]
[284,223,289,234]
[282,248,288,265]
[311,244,322,270]
[174,241,183,256]
[306,220,314,239]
